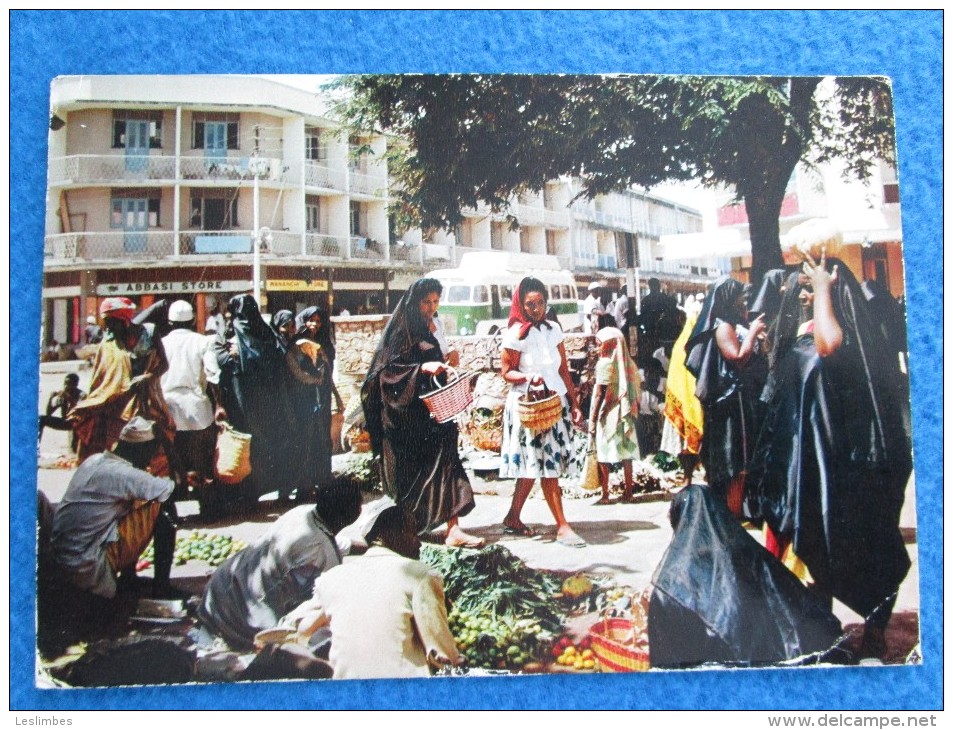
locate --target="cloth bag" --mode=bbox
[214,423,252,485]
[581,438,600,492]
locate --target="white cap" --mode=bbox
[588,282,602,292]
[168,300,195,323]
[86,316,97,325]
[119,416,156,443]
[358,496,398,540]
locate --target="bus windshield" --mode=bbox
[446,285,471,304]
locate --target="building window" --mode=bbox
[190,189,238,230]
[883,183,900,204]
[192,112,240,150]
[306,125,327,162]
[348,135,369,172]
[306,196,321,232]
[350,201,367,236]
[112,110,163,149]
[110,190,160,227]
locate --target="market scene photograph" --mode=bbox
[33,73,919,687]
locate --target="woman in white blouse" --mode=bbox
[498,277,586,547]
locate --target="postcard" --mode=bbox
[32,72,920,691]
[10,11,942,712]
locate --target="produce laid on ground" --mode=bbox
[421,543,639,674]
[138,531,247,570]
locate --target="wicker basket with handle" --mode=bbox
[587,594,650,672]
[517,383,563,432]
[420,366,475,423]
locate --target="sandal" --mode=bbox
[502,524,538,537]
[445,534,486,549]
[556,533,587,548]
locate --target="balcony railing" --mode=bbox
[349,237,386,261]
[389,242,423,264]
[180,156,286,183]
[305,233,349,258]
[45,231,177,260]
[303,162,347,191]
[422,243,452,263]
[265,230,305,256]
[516,204,546,227]
[48,154,289,186]
[543,208,572,229]
[48,155,177,186]
[349,171,388,197]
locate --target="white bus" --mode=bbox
[427,252,582,336]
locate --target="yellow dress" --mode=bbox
[662,314,704,454]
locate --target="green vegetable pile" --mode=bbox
[651,451,680,473]
[140,531,248,568]
[421,544,563,670]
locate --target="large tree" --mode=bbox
[336,74,896,281]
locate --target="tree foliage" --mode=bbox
[334,74,896,279]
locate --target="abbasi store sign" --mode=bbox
[96,279,329,295]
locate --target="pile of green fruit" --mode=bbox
[139,531,247,568]
[448,608,552,672]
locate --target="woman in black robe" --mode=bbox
[216,294,294,506]
[745,254,912,659]
[360,278,482,547]
[649,485,848,669]
[684,277,766,515]
[284,306,336,503]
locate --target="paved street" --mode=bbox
[34,362,921,665]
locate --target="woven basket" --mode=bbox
[420,366,474,423]
[588,616,650,672]
[517,384,563,432]
[214,423,252,485]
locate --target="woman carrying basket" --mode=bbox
[499,277,586,547]
[361,278,483,548]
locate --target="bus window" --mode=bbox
[474,285,489,304]
[500,284,513,303]
[447,285,471,304]
[561,284,573,300]
[550,285,560,301]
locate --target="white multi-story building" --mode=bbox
[43,75,706,346]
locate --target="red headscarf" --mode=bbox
[98,296,136,322]
[508,276,552,340]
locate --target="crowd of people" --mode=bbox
[37,220,913,675]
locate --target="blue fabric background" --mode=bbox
[10,10,942,710]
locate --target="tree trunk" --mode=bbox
[744,187,786,283]
[743,77,821,285]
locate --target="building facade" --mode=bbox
[43,75,707,346]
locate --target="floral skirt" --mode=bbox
[499,391,575,479]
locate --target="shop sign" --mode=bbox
[266,279,329,292]
[97,280,250,295]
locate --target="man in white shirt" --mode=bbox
[582,281,606,335]
[161,300,224,519]
[282,498,461,679]
[613,283,630,330]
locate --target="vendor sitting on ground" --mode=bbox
[197,481,362,651]
[50,416,178,601]
[280,498,461,679]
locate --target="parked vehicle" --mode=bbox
[428,252,581,336]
